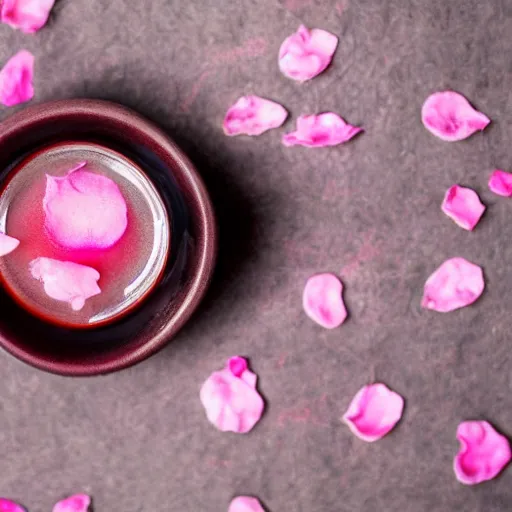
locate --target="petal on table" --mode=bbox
[421,257,484,313]
[30,257,101,311]
[0,50,34,107]
[421,91,490,141]
[279,24,338,81]
[283,113,362,148]
[223,95,288,136]
[0,499,26,512]
[0,233,19,256]
[1,0,55,33]
[454,421,511,485]
[303,273,347,329]
[489,169,512,197]
[200,356,264,434]
[342,383,404,442]
[441,185,485,230]
[52,495,91,512]
[44,162,128,250]
[228,496,265,512]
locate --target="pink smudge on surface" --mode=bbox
[0,499,25,512]
[211,38,268,66]
[489,169,512,197]
[422,91,490,141]
[180,70,211,113]
[340,231,381,278]
[303,273,348,329]
[283,113,362,148]
[342,383,404,442]
[52,495,91,512]
[422,257,484,313]
[200,356,264,434]
[30,257,101,311]
[441,185,485,231]
[454,421,511,485]
[223,95,288,136]
[1,0,55,33]
[0,50,34,107]
[43,162,128,250]
[228,496,265,512]
[278,393,329,427]
[279,25,338,82]
[206,457,232,468]
[0,233,19,256]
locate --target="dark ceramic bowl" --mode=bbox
[0,99,217,376]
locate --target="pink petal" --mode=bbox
[489,169,512,197]
[0,499,26,512]
[0,233,19,256]
[422,257,484,313]
[30,257,101,311]
[0,50,34,107]
[303,273,347,329]
[223,95,288,136]
[1,0,55,33]
[52,495,91,512]
[342,383,404,442]
[279,25,338,82]
[283,113,362,148]
[441,185,485,231]
[200,356,265,434]
[422,91,490,142]
[454,421,511,485]
[228,496,265,512]
[44,162,128,250]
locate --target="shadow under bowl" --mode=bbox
[0,99,217,376]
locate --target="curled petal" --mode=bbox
[1,0,55,33]
[303,273,347,329]
[279,25,338,82]
[0,50,34,107]
[200,356,264,434]
[52,495,91,512]
[283,113,362,148]
[489,169,512,197]
[44,162,128,250]
[441,185,485,231]
[422,257,484,313]
[223,95,288,136]
[422,91,490,141]
[454,421,511,485]
[228,496,265,512]
[343,383,404,442]
[30,257,101,311]
[0,499,26,512]
[0,233,19,256]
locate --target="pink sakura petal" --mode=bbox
[342,383,404,442]
[422,257,484,313]
[223,95,288,136]
[441,185,485,231]
[283,113,362,148]
[30,257,101,311]
[44,162,128,250]
[228,496,265,512]
[1,0,55,33]
[52,494,91,512]
[279,25,338,82]
[0,233,19,256]
[200,356,264,434]
[0,499,26,512]
[421,91,490,142]
[0,50,34,107]
[303,273,347,329]
[454,421,511,485]
[489,169,512,197]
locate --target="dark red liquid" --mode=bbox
[0,142,170,328]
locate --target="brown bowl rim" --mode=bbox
[0,99,217,376]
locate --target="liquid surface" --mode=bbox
[0,142,170,328]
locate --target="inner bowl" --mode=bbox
[0,99,217,375]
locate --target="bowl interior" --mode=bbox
[0,100,216,375]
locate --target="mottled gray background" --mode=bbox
[1,0,512,510]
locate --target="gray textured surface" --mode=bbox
[1,0,512,510]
